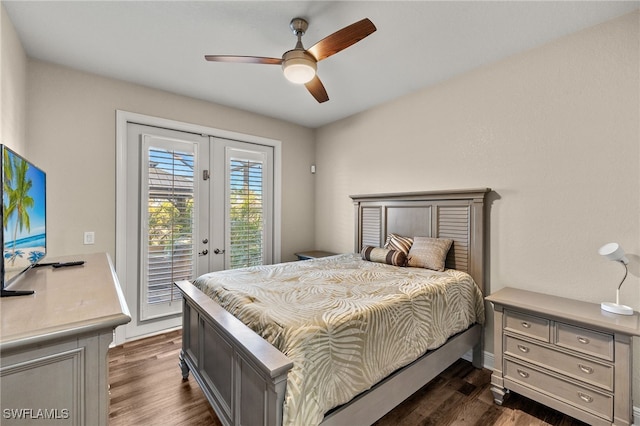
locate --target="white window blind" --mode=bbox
[145,147,195,308]
[228,158,263,269]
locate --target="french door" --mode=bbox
[212,138,274,271]
[119,121,274,341]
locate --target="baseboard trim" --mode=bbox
[464,350,638,425]
[462,348,494,370]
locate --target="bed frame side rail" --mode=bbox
[320,323,482,426]
[175,279,293,426]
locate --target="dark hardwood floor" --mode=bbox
[108,330,587,425]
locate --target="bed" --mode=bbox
[175,188,490,426]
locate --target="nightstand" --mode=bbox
[486,287,639,426]
[294,250,336,260]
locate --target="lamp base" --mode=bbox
[601,302,634,316]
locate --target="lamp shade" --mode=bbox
[598,243,629,264]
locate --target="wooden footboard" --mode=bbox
[176,279,482,426]
[176,280,293,426]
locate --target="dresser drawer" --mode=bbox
[504,359,613,420]
[555,323,614,361]
[504,310,550,342]
[504,335,613,391]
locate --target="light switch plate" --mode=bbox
[84,231,95,245]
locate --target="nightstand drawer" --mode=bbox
[504,360,613,420]
[556,323,613,361]
[504,310,550,342]
[504,335,613,391]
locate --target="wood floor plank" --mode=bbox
[108,331,589,425]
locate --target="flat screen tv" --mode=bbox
[1,144,46,297]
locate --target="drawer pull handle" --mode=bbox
[521,321,531,329]
[578,364,594,374]
[577,336,590,345]
[517,369,530,379]
[517,344,530,353]
[577,392,593,403]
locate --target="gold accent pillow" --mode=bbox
[407,237,453,271]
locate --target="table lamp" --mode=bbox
[599,243,633,315]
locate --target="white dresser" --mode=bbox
[0,253,130,425]
[487,287,639,426]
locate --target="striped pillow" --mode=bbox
[361,246,407,266]
[384,233,413,256]
[407,236,453,271]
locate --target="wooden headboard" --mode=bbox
[351,188,490,295]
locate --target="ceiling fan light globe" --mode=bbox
[283,62,316,84]
[282,50,317,84]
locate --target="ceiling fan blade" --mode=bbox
[305,76,329,103]
[205,55,283,65]
[307,18,376,62]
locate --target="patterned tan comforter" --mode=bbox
[193,253,484,426]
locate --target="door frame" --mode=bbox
[114,110,282,344]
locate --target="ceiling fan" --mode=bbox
[205,17,376,103]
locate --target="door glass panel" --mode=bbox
[229,158,264,269]
[141,141,196,321]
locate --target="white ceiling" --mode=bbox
[4,1,639,128]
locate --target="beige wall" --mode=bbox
[315,11,639,394]
[1,3,27,153]
[25,60,316,262]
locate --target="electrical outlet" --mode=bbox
[84,231,95,245]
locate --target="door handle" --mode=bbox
[198,249,209,256]
[214,248,225,254]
